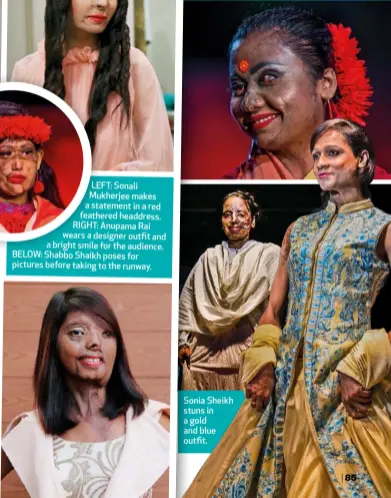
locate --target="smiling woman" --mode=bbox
[221,6,390,180]
[179,191,280,391]
[311,118,375,200]
[1,287,170,498]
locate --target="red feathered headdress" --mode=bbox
[327,23,373,126]
[0,115,51,144]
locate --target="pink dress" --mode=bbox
[12,42,173,172]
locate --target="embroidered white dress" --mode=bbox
[53,435,152,497]
[2,400,169,498]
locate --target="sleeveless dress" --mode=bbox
[184,199,391,498]
[2,400,169,498]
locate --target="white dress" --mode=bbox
[2,400,169,498]
[53,435,152,497]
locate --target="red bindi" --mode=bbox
[238,59,250,73]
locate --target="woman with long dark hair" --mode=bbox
[12,0,173,171]
[1,287,170,497]
[185,120,391,497]
[224,6,390,179]
[0,100,64,233]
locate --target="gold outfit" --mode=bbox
[185,200,391,498]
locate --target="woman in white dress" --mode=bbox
[1,287,170,498]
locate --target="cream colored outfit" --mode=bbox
[179,240,280,390]
[3,400,169,498]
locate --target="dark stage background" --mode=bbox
[180,184,391,330]
[182,1,391,179]
[0,91,84,207]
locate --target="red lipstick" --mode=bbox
[88,15,107,24]
[248,112,280,131]
[8,174,26,184]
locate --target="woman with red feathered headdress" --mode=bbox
[224,6,390,179]
[0,101,64,233]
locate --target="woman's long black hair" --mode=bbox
[0,100,64,208]
[44,0,131,150]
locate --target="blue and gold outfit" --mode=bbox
[184,199,391,498]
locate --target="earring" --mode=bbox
[33,172,44,195]
[326,100,339,120]
[327,100,334,120]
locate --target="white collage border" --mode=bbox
[0,0,183,497]
[1,0,391,496]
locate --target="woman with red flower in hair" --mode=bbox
[225,6,390,179]
[0,101,64,233]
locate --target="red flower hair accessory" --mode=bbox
[327,23,373,126]
[0,115,51,144]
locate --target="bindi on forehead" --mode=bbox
[238,59,250,73]
[232,31,295,68]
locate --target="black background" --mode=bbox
[180,184,391,330]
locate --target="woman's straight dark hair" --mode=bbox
[33,287,146,435]
[44,0,131,150]
[0,100,64,208]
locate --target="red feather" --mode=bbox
[0,115,51,143]
[327,23,373,126]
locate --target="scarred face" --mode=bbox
[313,130,366,192]
[70,0,118,35]
[221,196,255,243]
[57,311,117,386]
[229,31,327,153]
[0,139,43,204]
